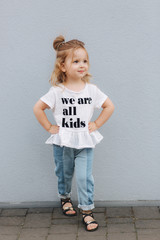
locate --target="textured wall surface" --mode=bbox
[0,0,160,206]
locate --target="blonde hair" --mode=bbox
[49,35,92,87]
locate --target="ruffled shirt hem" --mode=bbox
[44,129,104,149]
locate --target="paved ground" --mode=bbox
[0,206,160,239]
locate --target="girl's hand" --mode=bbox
[48,125,60,134]
[88,121,98,133]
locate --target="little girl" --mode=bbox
[33,35,114,231]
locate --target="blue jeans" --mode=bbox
[53,144,95,210]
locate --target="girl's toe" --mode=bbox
[87,223,98,231]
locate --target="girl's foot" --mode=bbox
[61,198,77,216]
[82,210,99,231]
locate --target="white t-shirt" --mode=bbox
[40,82,108,149]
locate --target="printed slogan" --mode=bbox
[61,97,92,128]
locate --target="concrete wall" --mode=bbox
[0,0,160,207]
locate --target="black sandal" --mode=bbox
[61,198,77,216]
[82,211,99,231]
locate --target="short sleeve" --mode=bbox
[94,86,108,109]
[40,87,55,109]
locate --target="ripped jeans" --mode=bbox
[53,144,95,210]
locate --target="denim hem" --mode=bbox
[78,203,95,210]
[58,193,71,199]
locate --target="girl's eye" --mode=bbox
[73,60,88,63]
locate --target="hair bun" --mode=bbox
[53,35,65,51]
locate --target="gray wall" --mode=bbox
[0,0,160,207]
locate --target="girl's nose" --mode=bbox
[80,61,84,67]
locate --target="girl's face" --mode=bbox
[61,48,89,81]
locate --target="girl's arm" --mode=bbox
[95,97,115,128]
[88,97,115,133]
[33,100,59,134]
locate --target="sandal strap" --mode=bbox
[61,198,76,214]
[82,212,94,219]
[63,207,74,214]
[82,211,93,215]
[85,220,98,225]
[82,212,98,225]
[61,198,72,206]
[63,206,73,211]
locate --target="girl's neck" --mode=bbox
[62,79,86,92]
[63,78,85,87]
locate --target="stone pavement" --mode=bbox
[0,206,160,239]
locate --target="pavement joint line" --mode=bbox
[76,209,79,240]
[77,213,81,239]
[135,217,160,220]
[131,206,139,240]
[16,215,26,240]
[46,209,54,239]
[104,207,108,240]
[25,208,29,217]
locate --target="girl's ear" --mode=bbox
[60,63,66,72]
